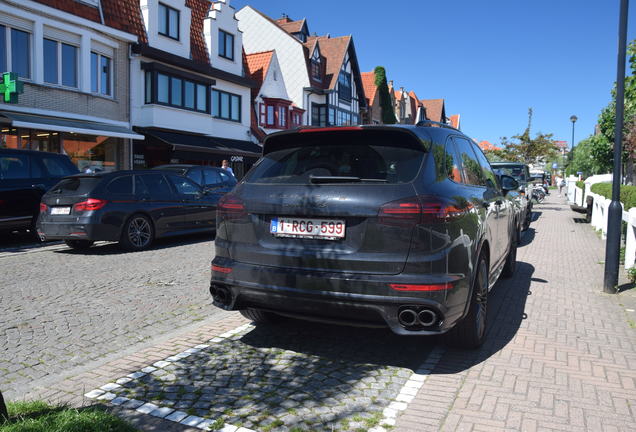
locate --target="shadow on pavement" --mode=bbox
[53,232,215,256]
[429,261,534,374]
[530,211,542,222]
[519,227,536,247]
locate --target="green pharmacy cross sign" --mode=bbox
[0,72,23,103]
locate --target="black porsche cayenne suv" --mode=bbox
[210,123,519,348]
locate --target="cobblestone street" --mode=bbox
[0,233,227,399]
[3,194,636,431]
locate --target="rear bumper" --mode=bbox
[36,217,120,242]
[210,258,469,336]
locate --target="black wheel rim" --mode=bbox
[128,217,151,248]
[475,261,488,338]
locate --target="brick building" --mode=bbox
[0,0,143,171]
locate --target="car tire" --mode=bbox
[502,239,517,278]
[444,256,488,349]
[119,214,154,251]
[240,308,280,324]
[64,240,94,250]
[522,209,531,231]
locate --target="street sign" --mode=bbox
[0,72,23,103]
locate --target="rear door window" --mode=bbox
[453,137,483,186]
[139,173,174,200]
[0,154,29,179]
[106,176,133,194]
[203,168,222,186]
[41,156,76,177]
[470,143,499,189]
[186,168,203,185]
[443,139,463,183]
[167,174,201,199]
[218,170,236,186]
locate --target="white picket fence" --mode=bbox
[566,175,635,269]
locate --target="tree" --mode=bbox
[566,135,607,176]
[597,40,636,183]
[496,108,558,165]
[374,66,397,124]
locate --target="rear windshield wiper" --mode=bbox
[309,176,388,184]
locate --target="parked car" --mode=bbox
[0,148,79,235]
[37,170,220,251]
[153,164,237,193]
[210,124,519,349]
[491,162,532,231]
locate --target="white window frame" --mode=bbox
[42,38,79,89]
[90,51,113,97]
[0,25,33,80]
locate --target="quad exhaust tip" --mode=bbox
[211,285,232,306]
[398,307,439,328]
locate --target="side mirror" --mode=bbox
[500,175,519,193]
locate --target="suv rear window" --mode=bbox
[49,177,101,195]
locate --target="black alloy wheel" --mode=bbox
[444,256,488,349]
[120,214,154,251]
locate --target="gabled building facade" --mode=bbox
[0,0,143,171]
[130,0,260,178]
[245,50,303,135]
[360,71,381,124]
[236,7,366,128]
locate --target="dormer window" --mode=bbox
[311,49,321,80]
[218,30,234,61]
[158,3,179,40]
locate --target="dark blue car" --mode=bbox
[37,170,224,251]
[210,123,520,349]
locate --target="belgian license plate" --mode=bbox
[51,206,71,215]
[270,217,346,240]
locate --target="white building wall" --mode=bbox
[258,52,289,100]
[237,7,310,111]
[140,0,192,59]
[204,0,243,76]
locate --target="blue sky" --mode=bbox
[233,0,636,148]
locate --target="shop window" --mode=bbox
[41,156,72,177]
[218,30,234,60]
[0,26,32,79]
[62,134,120,173]
[91,52,112,96]
[212,89,241,122]
[159,3,180,40]
[311,104,326,127]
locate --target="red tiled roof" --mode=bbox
[479,140,501,151]
[33,0,147,42]
[421,99,445,123]
[314,36,351,90]
[275,17,306,34]
[449,114,460,129]
[245,51,274,87]
[360,72,378,106]
[186,0,211,63]
[32,0,100,23]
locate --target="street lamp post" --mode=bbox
[604,0,629,293]
[570,115,577,149]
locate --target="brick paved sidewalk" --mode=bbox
[396,194,636,432]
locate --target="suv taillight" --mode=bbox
[217,195,247,220]
[378,196,471,226]
[39,203,48,213]
[74,198,107,212]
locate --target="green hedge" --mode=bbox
[590,182,636,210]
[576,180,585,189]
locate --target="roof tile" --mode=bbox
[360,72,378,106]
[421,98,445,123]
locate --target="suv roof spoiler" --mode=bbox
[415,120,458,131]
